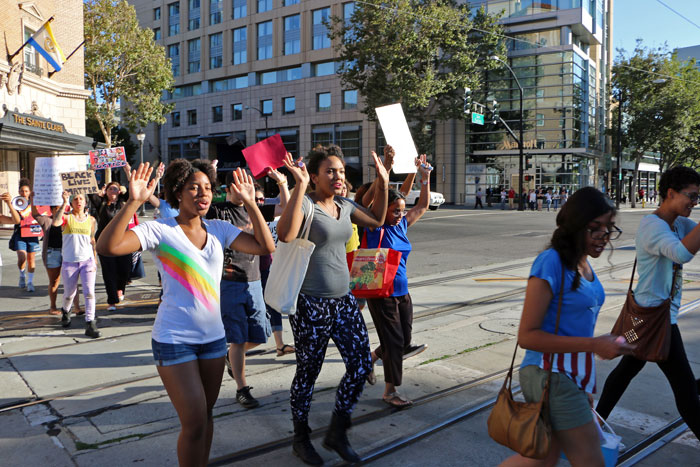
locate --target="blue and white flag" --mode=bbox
[27,20,66,72]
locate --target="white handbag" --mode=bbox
[263,196,315,315]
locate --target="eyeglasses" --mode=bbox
[255,197,265,203]
[586,225,623,241]
[391,209,407,217]
[679,191,699,203]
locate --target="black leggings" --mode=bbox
[596,324,700,439]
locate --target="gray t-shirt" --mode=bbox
[299,194,358,298]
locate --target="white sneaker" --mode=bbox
[107,305,117,311]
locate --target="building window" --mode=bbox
[313,61,335,76]
[209,33,223,69]
[233,26,247,65]
[283,97,296,115]
[187,109,197,125]
[168,2,180,36]
[154,7,161,20]
[188,38,201,73]
[257,21,273,60]
[188,0,200,30]
[261,99,273,115]
[212,105,223,122]
[233,0,247,19]
[210,0,222,25]
[317,92,331,112]
[342,90,358,109]
[284,0,299,5]
[284,14,301,55]
[232,103,243,120]
[536,113,545,126]
[343,2,355,39]
[172,111,180,127]
[23,28,40,75]
[153,28,161,40]
[312,8,331,50]
[168,44,180,77]
[258,0,272,13]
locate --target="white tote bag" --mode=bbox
[264,196,315,315]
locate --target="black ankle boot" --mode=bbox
[322,412,361,463]
[293,420,323,466]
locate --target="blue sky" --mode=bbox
[614,0,700,55]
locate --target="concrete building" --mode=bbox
[466,0,613,202]
[676,44,700,70]
[0,1,93,213]
[131,0,613,203]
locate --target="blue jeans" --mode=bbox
[151,337,227,367]
[220,280,271,344]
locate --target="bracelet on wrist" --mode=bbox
[277,180,287,186]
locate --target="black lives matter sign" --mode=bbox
[61,171,99,196]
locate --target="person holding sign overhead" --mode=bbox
[53,191,100,338]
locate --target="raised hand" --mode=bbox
[62,190,70,204]
[416,154,432,180]
[128,163,156,204]
[371,151,389,183]
[383,145,396,173]
[267,167,287,185]
[0,192,10,204]
[229,168,256,205]
[154,162,165,181]
[122,162,132,181]
[282,153,310,185]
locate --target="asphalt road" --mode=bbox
[403,205,655,278]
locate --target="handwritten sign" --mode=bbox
[61,171,99,196]
[89,147,127,170]
[33,156,88,206]
[375,103,418,174]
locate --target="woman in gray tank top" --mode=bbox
[277,146,389,465]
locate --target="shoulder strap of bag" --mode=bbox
[504,263,565,392]
[359,226,384,250]
[300,196,315,240]
[628,257,637,292]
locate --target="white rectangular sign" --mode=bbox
[375,103,418,174]
[33,156,89,206]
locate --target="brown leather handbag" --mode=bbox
[611,258,678,362]
[487,268,565,459]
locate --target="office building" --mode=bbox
[132,0,614,203]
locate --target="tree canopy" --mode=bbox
[329,0,506,153]
[84,0,173,179]
[612,41,700,205]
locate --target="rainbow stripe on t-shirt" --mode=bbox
[157,242,218,312]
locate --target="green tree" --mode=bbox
[612,42,700,207]
[84,0,173,181]
[329,0,506,154]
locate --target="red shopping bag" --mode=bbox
[347,228,402,299]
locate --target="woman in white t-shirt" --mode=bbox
[96,160,275,467]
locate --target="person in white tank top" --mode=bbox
[54,192,99,338]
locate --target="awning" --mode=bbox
[0,111,95,154]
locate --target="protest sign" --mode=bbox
[33,156,88,206]
[89,147,127,170]
[241,134,287,179]
[375,103,418,174]
[61,171,99,196]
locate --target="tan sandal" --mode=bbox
[383,392,413,409]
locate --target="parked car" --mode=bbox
[389,182,445,210]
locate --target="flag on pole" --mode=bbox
[27,20,66,72]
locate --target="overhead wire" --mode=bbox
[653,0,700,32]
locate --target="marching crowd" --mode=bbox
[2,147,700,467]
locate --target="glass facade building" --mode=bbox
[467,1,611,195]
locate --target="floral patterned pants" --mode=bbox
[289,292,372,423]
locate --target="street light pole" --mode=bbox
[136,131,146,215]
[616,90,623,209]
[491,56,525,211]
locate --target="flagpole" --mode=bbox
[48,39,85,78]
[8,16,54,60]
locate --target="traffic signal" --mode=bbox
[491,99,500,124]
[525,155,533,170]
[463,87,472,114]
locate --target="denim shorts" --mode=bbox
[45,247,63,269]
[221,280,271,344]
[15,238,41,253]
[520,365,593,431]
[151,337,227,367]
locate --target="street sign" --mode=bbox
[471,112,484,125]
